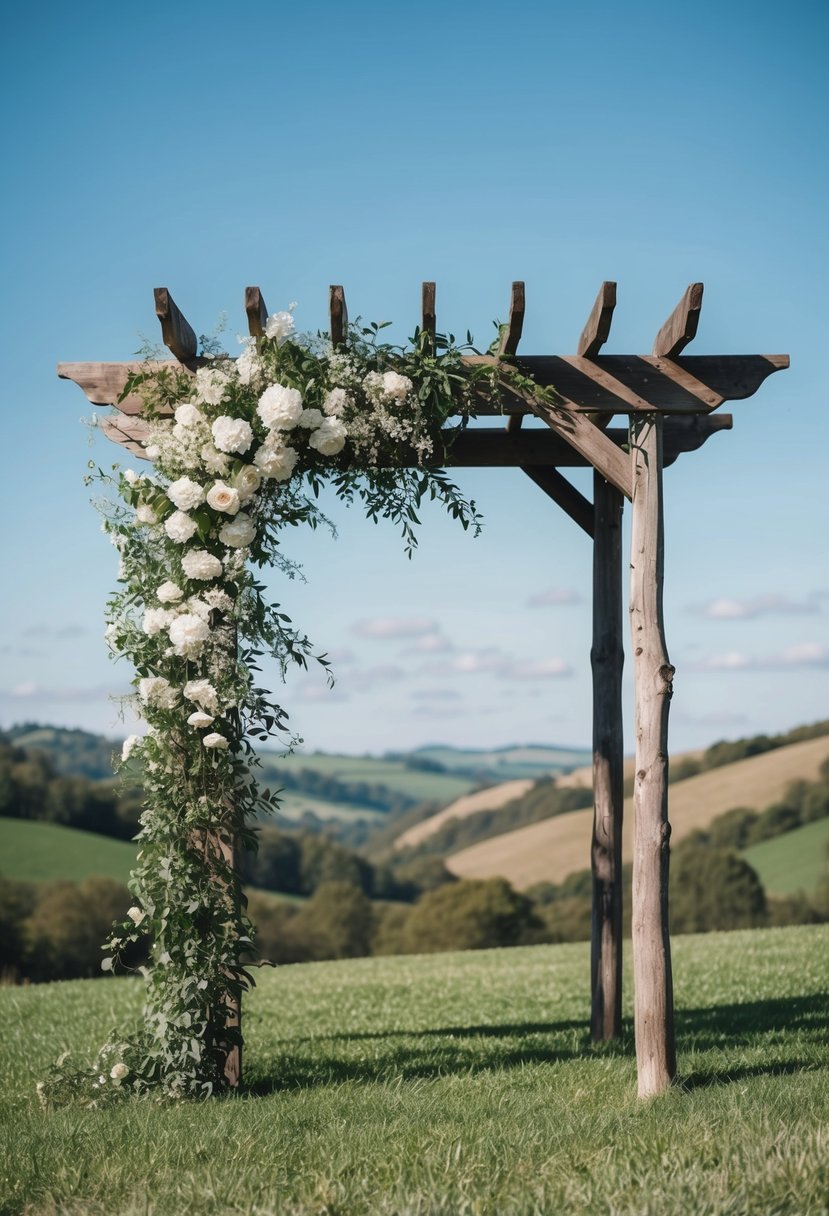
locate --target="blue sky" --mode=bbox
[1,0,826,756]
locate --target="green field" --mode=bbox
[0,819,136,885]
[1,924,827,1215]
[743,818,829,895]
[258,750,476,803]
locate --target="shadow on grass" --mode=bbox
[246,993,828,1095]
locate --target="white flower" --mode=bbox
[323,387,348,416]
[381,370,412,400]
[168,614,210,658]
[138,676,179,709]
[101,958,113,972]
[164,511,198,543]
[144,444,160,461]
[167,477,205,511]
[181,550,223,581]
[254,444,298,480]
[206,481,241,515]
[236,342,263,386]
[264,310,295,343]
[308,417,347,457]
[135,504,158,525]
[203,588,233,612]
[183,679,219,713]
[121,735,141,762]
[195,366,233,406]
[126,907,144,925]
[219,513,257,549]
[299,408,324,429]
[110,1062,129,1081]
[212,416,254,455]
[123,469,140,485]
[200,442,231,474]
[257,384,303,430]
[187,711,214,729]
[142,607,173,636]
[202,732,229,750]
[232,465,261,501]
[156,581,184,604]
[185,596,212,622]
[174,402,203,427]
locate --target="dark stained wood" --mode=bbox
[578,281,617,358]
[629,414,676,1097]
[329,285,348,348]
[653,283,704,359]
[244,286,268,338]
[154,288,198,363]
[590,473,624,1042]
[421,281,436,346]
[499,281,525,358]
[522,466,594,536]
[521,393,632,499]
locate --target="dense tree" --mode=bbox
[403,878,540,953]
[670,843,767,934]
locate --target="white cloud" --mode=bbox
[499,657,572,680]
[351,616,437,640]
[691,594,821,620]
[1,681,127,703]
[527,587,582,608]
[410,688,462,702]
[403,631,455,655]
[691,642,829,672]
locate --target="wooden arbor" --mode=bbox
[59,281,787,1098]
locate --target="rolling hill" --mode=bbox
[742,817,829,895]
[447,734,829,890]
[0,818,136,885]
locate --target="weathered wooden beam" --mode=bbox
[578,282,617,358]
[329,285,348,348]
[629,414,676,1098]
[100,415,151,456]
[154,288,198,363]
[421,281,436,346]
[653,283,703,359]
[591,473,624,1042]
[522,466,594,536]
[244,287,268,338]
[526,395,633,499]
[57,361,194,414]
[499,281,525,358]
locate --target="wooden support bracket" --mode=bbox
[578,281,617,358]
[522,467,594,536]
[245,287,268,338]
[653,283,704,359]
[330,285,348,348]
[501,282,526,433]
[154,288,198,364]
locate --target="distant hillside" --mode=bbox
[743,818,829,896]
[406,743,591,782]
[394,779,535,851]
[2,724,121,780]
[448,734,829,889]
[0,818,136,885]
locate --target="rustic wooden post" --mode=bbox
[629,413,676,1096]
[590,472,624,1042]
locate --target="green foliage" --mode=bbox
[670,842,767,933]
[403,878,540,952]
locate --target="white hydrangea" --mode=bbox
[323,387,348,416]
[212,416,254,455]
[167,477,205,511]
[298,408,324,429]
[183,679,219,713]
[135,504,158,525]
[200,442,231,475]
[257,384,303,430]
[168,614,210,658]
[264,311,295,344]
[219,513,257,549]
[206,481,241,515]
[202,732,229,750]
[181,550,223,581]
[156,581,184,604]
[142,607,173,636]
[185,597,212,622]
[164,511,198,543]
[308,417,347,456]
[195,366,233,406]
[381,370,413,400]
[232,464,261,501]
[144,444,160,461]
[174,402,203,427]
[138,676,179,709]
[236,341,263,386]
[253,444,298,480]
[121,735,142,762]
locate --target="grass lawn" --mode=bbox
[1,924,827,1214]
[0,818,136,885]
[743,817,829,894]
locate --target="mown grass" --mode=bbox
[743,817,829,895]
[0,818,136,885]
[1,925,827,1215]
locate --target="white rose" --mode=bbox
[135,504,158,525]
[323,387,348,416]
[183,679,219,713]
[219,513,257,549]
[232,465,261,501]
[121,735,141,762]
[187,711,214,729]
[174,402,203,427]
[298,408,324,429]
[164,511,198,544]
[308,417,347,457]
[110,1063,129,1081]
[181,550,223,581]
[381,370,412,400]
[206,481,241,515]
[257,384,303,430]
[167,477,205,511]
[142,607,173,636]
[124,469,140,485]
[137,676,178,709]
[264,311,295,344]
[195,366,233,406]
[156,581,184,604]
[202,732,229,750]
[254,444,298,480]
[212,416,254,455]
[168,614,210,658]
[200,442,231,474]
[126,906,144,925]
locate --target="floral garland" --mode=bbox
[40,310,530,1103]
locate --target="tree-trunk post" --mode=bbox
[629,413,677,1097]
[590,472,624,1042]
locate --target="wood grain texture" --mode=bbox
[498,281,525,358]
[629,414,676,1097]
[578,281,617,358]
[57,361,187,414]
[329,285,348,347]
[421,281,436,346]
[526,395,632,499]
[154,288,198,363]
[522,466,594,536]
[653,283,703,359]
[591,474,624,1042]
[244,286,268,338]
